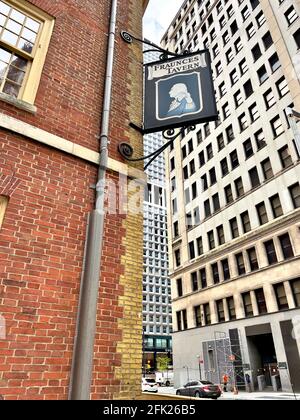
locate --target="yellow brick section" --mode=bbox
[113,0,145,400]
[115,182,144,400]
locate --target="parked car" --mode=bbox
[176,380,221,399]
[156,371,174,387]
[142,377,158,393]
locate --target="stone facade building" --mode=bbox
[0,0,148,400]
[163,0,300,392]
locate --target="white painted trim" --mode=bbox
[0,112,146,181]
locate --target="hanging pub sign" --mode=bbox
[143,50,218,134]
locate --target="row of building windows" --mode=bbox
[176,277,300,331]
[176,231,297,297]
[180,142,296,220]
[173,183,300,264]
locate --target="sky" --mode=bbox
[143,0,185,45]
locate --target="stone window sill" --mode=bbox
[0,93,37,114]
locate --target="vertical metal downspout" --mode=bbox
[69,0,118,400]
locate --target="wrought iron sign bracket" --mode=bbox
[119,126,196,171]
[120,31,185,61]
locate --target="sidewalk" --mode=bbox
[157,387,300,400]
[219,391,300,400]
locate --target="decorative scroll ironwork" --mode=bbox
[120,31,182,60]
[118,126,196,171]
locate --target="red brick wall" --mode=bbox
[0,133,96,399]
[0,0,144,400]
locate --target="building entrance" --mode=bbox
[246,325,279,390]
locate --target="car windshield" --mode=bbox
[146,379,156,384]
[200,381,213,385]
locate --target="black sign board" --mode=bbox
[144,50,218,134]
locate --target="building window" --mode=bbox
[194,305,202,327]
[278,145,293,169]
[197,236,203,256]
[257,65,268,84]
[274,283,289,311]
[264,88,275,109]
[173,221,179,238]
[174,249,181,267]
[221,157,229,176]
[255,129,266,150]
[239,113,248,132]
[191,271,198,292]
[176,278,183,297]
[176,311,182,331]
[255,288,267,314]
[224,184,233,204]
[200,268,207,289]
[204,199,212,218]
[262,31,273,50]
[236,253,246,275]
[210,168,217,186]
[279,233,294,260]
[249,103,259,122]
[216,300,225,323]
[256,202,268,225]
[244,80,253,98]
[269,194,283,218]
[217,133,225,151]
[212,193,220,212]
[247,247,259,271]
[230,217,239,239]
[269,52,281,72]
[226,125,235,142]
[276,77,289,98]
[243,139,253,159]
[264,239,278,265]
[0,195,8,229]
[249,167,260,189]
[182,310,187,330]
[230,150,239,170]
[291,279,300,307]
[261,158,274,180]
[189,241,196,260]
[243,292,253,317]
[217,225,225,246]
[208,230,215,250]
[199,151,205,167]
[212,263,220,284]
[241,211,251,233]
[222,258,230,281]
[0,0,54,104]
[204,303,211,325]
[271,116,284,138]
[284,6,298,26]
[227,297,236,320]
[293,28,300,49]
[235,177,244,198]
[289,183,300,209]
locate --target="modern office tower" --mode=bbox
[162,0,300,392]
[142,48,173,373]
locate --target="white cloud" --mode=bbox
[143,0,184,45]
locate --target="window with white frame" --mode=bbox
[0,0,54,104]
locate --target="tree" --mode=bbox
[156,356,171,372]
